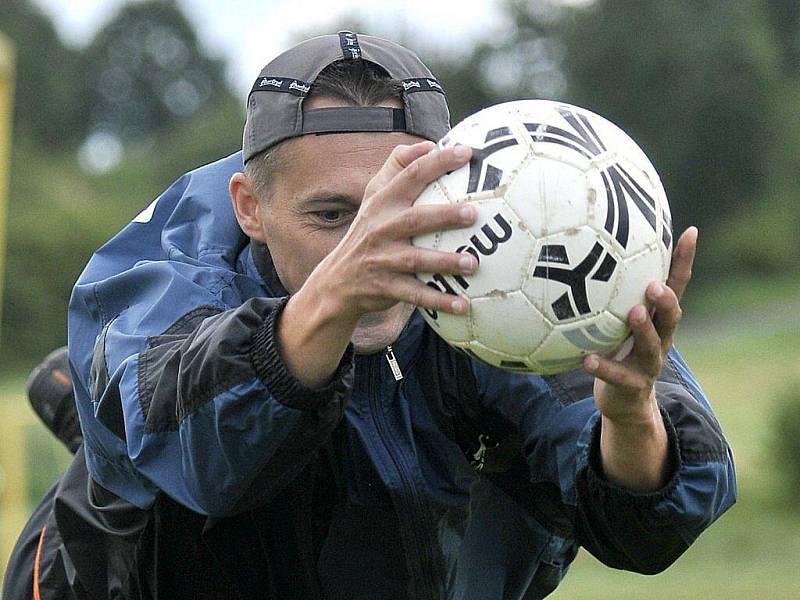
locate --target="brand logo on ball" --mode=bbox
[423,213,513,320]
[533,243,617,321]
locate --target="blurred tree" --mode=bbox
[505,0,784,239]
[766,0,800,76]
[424,44,498,126]
[81,0,238,156]
[0,0,88,149]
[0,0,244,370]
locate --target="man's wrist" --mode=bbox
[251,298,353,410]
[601,390,662,429]
[599,395,670,492]
[277,282,359,389]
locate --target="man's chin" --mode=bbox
[351,303,415,354]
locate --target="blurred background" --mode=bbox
[0,0,798,597]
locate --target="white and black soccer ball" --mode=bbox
[413,100,673,374]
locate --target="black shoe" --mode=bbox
[26,346,83,454]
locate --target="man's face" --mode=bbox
[244,100,425,353]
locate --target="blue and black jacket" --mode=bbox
[54,152,735,598]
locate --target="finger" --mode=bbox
[366,141,437,195]
[666,226,697,301]
[627,304,662,378]
[387,203,477,238]
[646,281,682,355]
[383,245,478,277]
[387,275,469,315]
[378,144,472,207]
[584,353,650,397]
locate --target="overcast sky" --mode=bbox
[31,0,514,97]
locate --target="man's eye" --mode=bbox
[319,210,342,222]
[311,210,348,225]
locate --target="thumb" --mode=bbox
[666,226,697,302]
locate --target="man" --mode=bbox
[3,32,735,599]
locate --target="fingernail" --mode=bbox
[451,298,468,313]
[632,305,647,324]
[458,254,474,272]
[454,145,471,160]
[459,205,475,222]
[651,282,664,297]
[585,355,599,371]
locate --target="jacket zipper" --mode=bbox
[385,345,403,381]
[368,349,437,600]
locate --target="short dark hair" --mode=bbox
[245,59,404,200]
[309,59,404,105]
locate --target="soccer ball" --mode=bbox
[412,100,672,374]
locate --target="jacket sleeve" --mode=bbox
[69,259,353,518]
[475,347,736,574]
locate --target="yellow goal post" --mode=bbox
[0,32,11,323]
[0,31,23,578]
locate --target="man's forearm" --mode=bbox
[599,395,670,492]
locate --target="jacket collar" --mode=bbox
[250,240,289,297]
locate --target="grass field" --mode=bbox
[1,295,799,597]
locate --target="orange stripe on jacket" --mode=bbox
[33,525,47,600]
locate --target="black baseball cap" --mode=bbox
[243,31,451,163]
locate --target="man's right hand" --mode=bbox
[279,141,476,388]
[312,141,477,323]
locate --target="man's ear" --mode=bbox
[229,172,266,241]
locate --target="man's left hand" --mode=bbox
[583,226,697,491]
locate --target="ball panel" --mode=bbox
[528,330,585,374]
[529,311,626,374]
[414,179,450,210]
[581,108,660,180]
[416,303,473,345]
[607,245,665,322]
[508,99,669,261]
[505,156,594,239]
[599,154,669,259]
[466,340,535,373]
[576,310,629,352]
[471,291,550,358]
[521,101,614,171]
